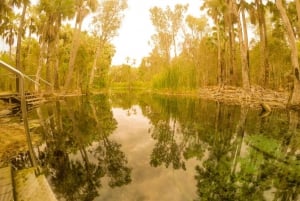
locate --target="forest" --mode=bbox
[1,0,300,107]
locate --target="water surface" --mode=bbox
[24,92,300,200]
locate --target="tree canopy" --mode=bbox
[1,0,300,106]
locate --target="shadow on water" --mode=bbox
[7,92,300,200]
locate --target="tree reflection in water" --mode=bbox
[150,119,186,170]
[25,92,300,200]
[137,94,300,201]
[35,95,131,201]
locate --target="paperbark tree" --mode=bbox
[64,0,98,91]
[226,0,237,85]
[276,0,300,107]
[35,0,74,91]
[252,0,270,87]
[166,4,188,58]
[202,0,227,88]
[185,15,208,85]
[233,0,250,91]
[88,0,127,89]
[149,4,187,64]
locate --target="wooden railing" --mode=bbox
[0,60,38,168]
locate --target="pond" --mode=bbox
[12,92,300,200]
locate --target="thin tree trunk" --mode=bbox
[53,17,61,90]
[15,4,27,92]
[64,17,83,91]
[256,0,270,87]
[35,21,48,92]
[276,0,300,107]
[226,0,236,86]
[172,32,177,57]
[233,0,250,90]
[46,44,52,91]
[217,22,225,89]
[241,7,250,89]
[295,0,300,35]
[89,41,103,88]
[35,40,46,92]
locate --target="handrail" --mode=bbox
[23,74,40,86]
[0,60,38,168]
[27,75,53,87]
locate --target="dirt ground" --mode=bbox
[0,117,41,167]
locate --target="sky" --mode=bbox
[108,0,203,66]
[0,0,203,67]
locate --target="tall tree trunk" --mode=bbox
[64,17,83,92]
[15,4,27,92]
[233,0,250,90]
[46,41,54,92]
[89,47,100,88]
[229,5,236,85]
[89,39,103,88]
[53,16,61,90]
[276,0,300,107]
[241,6,250,89]
[35,22,48,92]
[217,21,225,89]
[172,32,177,57]
[295,0,300,35]
[256,0,270,88]
[35,40,47,92]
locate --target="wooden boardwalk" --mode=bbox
[0,167,57,201]
[0,167,13,201]
[0,92,45,117]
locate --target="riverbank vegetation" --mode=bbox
[1,0,300,107]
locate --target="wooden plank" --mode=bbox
[0,92,18,99]
[14,168,57,201]
[0,166,14,201]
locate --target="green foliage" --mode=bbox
[247,134,284,159]
[0,53,15,91]
[109,64,149,90]
[0,0,300,94]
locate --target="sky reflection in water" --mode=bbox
[25,93,300,201]
[97,106,197,201]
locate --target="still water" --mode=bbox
[25,92,300,200]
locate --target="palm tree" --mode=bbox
[1,12,18,58]
[0,0,13,35]
[35,0,75,91]
[12,0,31,91]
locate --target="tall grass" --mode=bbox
[152,63,197,91]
